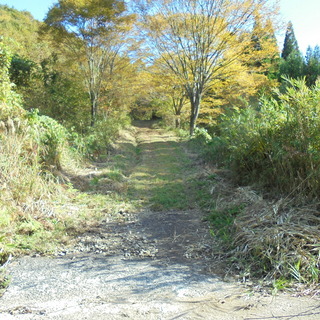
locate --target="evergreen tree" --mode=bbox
[279,51,304,79]
[304,45,320,87]
[279,21,304,81]
[281,21,299,60]
[247,16,279,80]
[251,20,263,52]
[264,19,280,80]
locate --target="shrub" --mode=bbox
[0,133,51,203]
[203,78,320,283]
[210,78,320,198]
[70,114,131,159]
[192,127,212,144]
[0,39,73,269]
[0,39,25,120]
[26,109,69,170]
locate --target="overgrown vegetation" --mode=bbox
[2,0,320,291]
[0,38,60,263]
[198,79,320,286]
[202,181,320,287]
[0,35,128,273]
[209,78,320,198]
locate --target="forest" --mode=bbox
[1,0,320,287]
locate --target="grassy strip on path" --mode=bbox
[0,122,215,294]
[127,122,212,212]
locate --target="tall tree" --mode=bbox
[279,50,304,80]
[155,73,188,128]
[281,21,299,60]
[249,16,279,71]
[44,0,134,126]
[244,14,279,91]
[136,0,279,135]
[304,45,320,87]
[147,59,189,128]
[279,21,304,81]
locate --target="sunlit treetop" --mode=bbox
[281,21,299,60]
[45,0,132,40]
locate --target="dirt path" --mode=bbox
[1,123,320,319]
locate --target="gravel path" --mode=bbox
[1,123,320,319]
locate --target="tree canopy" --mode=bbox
[3,0,320,136]
[135,0,279,134]
[44,0,135,126]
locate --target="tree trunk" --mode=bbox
[175,110,181,128]
[175,117,181,128]
[90,90,98,127]
[189,114,196,136]
[189,94,200,136]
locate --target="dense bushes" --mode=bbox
[208,78,320,198]
[0,39,128,266]
[202,78,320,283]
[69,113,131,160]
[26,109,69,170]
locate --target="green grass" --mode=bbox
[103,170,125,182]
[272,278,291,295]
[126,134,197,211]
[205,204,246,245]
[0,124,213,293]
[0,128,139,269]
[150,181,188,210]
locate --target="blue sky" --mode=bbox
[280,0,320,54]
[0,0,318,54]
[0,0,56,20]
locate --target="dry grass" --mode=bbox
[0,131,68,257]
[0,133,56,202]
[233,199,320,282]
[208,174,320,284]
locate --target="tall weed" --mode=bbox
[26,109,69,170]
[0,134,50,203]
